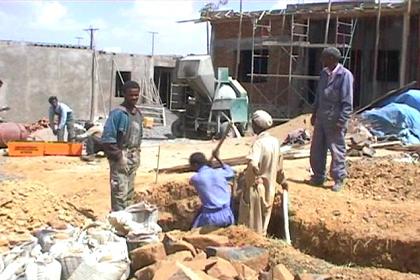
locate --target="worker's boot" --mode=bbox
[305,177,325,187]
[332,178,346,192]
[81,154,95,162]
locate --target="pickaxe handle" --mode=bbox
[209,121,233,162]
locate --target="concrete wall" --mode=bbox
[0,42,177,123]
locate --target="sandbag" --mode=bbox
[25,255,61,280]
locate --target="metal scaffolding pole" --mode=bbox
[372,0,382,97]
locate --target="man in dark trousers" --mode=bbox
[48,96,75,142]
[308,47,353,192]
[102,81,143,211]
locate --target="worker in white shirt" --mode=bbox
[77,121,104,161]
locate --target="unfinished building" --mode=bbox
[0,40,177,123]
[202,1,420,119]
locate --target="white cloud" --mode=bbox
[32,1,68,26]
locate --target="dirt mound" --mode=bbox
[268,114,312,141]
[0,181,89,251]
[136,181,201,231]
[347,158,420,201]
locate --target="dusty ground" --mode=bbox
[0,121,419,279]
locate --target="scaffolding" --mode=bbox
[249,7,357,119]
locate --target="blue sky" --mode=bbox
[0,0,327,55]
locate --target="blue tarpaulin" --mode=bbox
[361,89,420,144]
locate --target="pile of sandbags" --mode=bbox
[0,223,130,280]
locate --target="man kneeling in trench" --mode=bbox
[189,152,235,228]
[238,110,288,236]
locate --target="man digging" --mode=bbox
[102,81,143,211]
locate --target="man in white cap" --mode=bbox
[238,110,288,235]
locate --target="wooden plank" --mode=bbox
[353,81,417,114]
[372,0,382,98]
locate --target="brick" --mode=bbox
[166,251,194,262]
[272,264,294,280]
[206,257,239,280]
[183,234,229,251]
[163,233,196,256]
[206,246,269,272]
[183,258,217,271]
[130,242,166,271]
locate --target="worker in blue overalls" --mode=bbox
[308,47,353,192]
[102,81,143,211]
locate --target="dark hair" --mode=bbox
[189,152,209,168]
[48,96,58,104]
[122,81,140,93]
[84,121,94,131]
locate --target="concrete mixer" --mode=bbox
[171,55,249,138]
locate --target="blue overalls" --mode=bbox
[310,64,353,182]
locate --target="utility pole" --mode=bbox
[84,26,99,121]
[84,26,99,50]
[75,36,83,46]
[149,31,158,56]
[234,0,243,79]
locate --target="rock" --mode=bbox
[272,264,294,280]
[183,234,229,251]
[206,257,239,280]
[231,261,258,280]
[206,246,269,272]
[194,251,207,260]
[166,251,194,262]
[48,219,68,230]
[153,261,213,280]
[130,242,167,271]
[294,274,331,280]
[135,263,158,280]
[163,233,197,256]
[183,258,217,271]
[0,239,9,247]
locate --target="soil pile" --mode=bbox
[268,114,312,142]
[347,158,420,201]
[0,181,89,252]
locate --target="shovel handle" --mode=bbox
[209,122,233,162]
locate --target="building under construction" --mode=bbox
[201,0,420,119]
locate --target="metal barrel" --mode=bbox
[0,123,30,148]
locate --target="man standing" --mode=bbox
[77,121,104,161]
[308,47,353,192]
[238,110,288,235]
[189,152,235,228]
[102,81,143,211]
[48,96,75,142]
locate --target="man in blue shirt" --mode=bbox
[189,152,235,228]
[48,96,75,142]
[309,47,353,192]
[102,81,143,211]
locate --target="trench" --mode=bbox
[136,181,420,274]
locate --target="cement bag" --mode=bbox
[54,243,90,280]
[24,255,61,280]
[125,202,158,226]
[36,227,77,253]
[67,240,130,280]
[0,239,39,280]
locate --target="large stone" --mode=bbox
[163,233,197,256]
[183,234,229,251]
[272,264,294,280]
[231,261,258,280]
[166,251,194,262]
[206,246,269,272]
[153,261,214,280]
[206,257,239,280]
[130,242,167,271]
[183,258,217,271]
